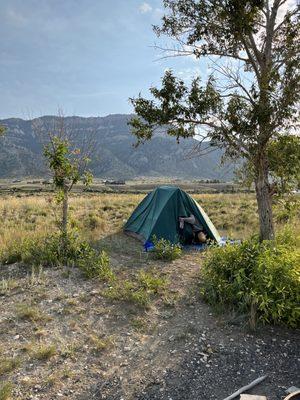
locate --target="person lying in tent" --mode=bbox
[179,214,207,244]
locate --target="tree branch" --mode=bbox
[209,60,256,106]
[239,36,261,79]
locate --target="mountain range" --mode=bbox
[0,114,233,180]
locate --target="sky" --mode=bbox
[0,0,204,119]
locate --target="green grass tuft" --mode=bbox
[0,382,13,400]
[31,344,57,361]
[0,357,21,376]
[16,304,49,323]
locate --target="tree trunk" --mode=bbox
[254,153,275,241]
[62,185,68,237]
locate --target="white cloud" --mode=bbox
[139,2,152,14]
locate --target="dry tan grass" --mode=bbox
[0,192,258,253]
[1,192,298,258]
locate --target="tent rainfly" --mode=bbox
[124,186,221,244]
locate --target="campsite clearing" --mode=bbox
[0,192,299,400]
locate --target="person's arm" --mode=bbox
[179,215,196,224]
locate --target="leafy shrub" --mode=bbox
[201,227,300,327]
[76,244,115,282]
[152,236,182,261]
[22,235,66,267]
[0,232,82,267]
[1,232,114,282]
[23,232,91,267]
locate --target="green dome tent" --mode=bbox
[124,186,221,244]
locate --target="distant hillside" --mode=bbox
[0,114,233,180]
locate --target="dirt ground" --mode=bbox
[0,232,299,400]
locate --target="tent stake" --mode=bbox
[222,375,268,400]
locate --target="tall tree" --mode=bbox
[130,0,300,241]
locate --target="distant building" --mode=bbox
[104,180,126,185]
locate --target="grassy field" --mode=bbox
[0,191,299,400]
[0,192,259,252]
